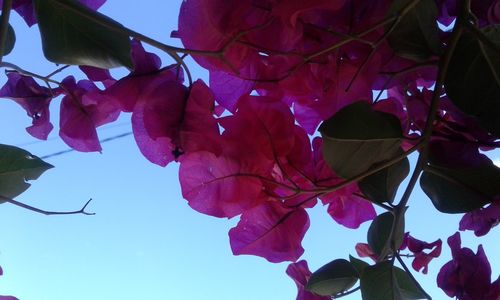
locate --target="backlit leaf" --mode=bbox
[367,212,405,259]
[444,25,500,137]
[360,261,403,300]
[387,0,441,61]
[359,155,410,204]
[34,0,132,68]
[420,163,500,213]
[306,259,359,296]
[1,24,15,56]
[319,102,403,179]
[0,144,53,201]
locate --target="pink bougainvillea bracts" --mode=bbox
[286,260,330,300]
[437,232,499,300]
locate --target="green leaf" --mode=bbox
[306,259,359,296]
[420,163,500,213]
[319,101,403,179]
[387,0,441,61]
[34,0,132,69]
[444,25,500,137]
[360,261,403,300]
[349,255,370,276]
[0,144,53,201]
[367,212,405,259]
[394,267,427,299]
[1,24,16,56]
[359,155,410,204]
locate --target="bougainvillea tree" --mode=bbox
[0,0,499,299]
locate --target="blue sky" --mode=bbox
[0,1,498,299]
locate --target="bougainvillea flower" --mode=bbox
[219,95,296,164]
[79,65,116,88]
[437,232,499,300]
[355,243,377,261]
[271,0,346,27]
[101,40,189,166]
[0,0,106,27]
[179,151,264,218]
[134,77,188,165]
[286,260,330,300]
[0,73,55,140]
[229,201,309,262]
[459,200,500,237]
[103,40,164,112]
[324,192,376,229]
[208,70,254,113]
[401,233,442,274]
[130,90,179,167]
[178,80,221,155]
[59,76,120,152]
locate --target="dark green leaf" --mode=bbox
[34,0,132,69]
[306,259,359,296]
[319,101,403,179]
[444,25,500,137]
[360,261,403,300]
[387,0,441,61]
[420,163,500,213]
[367,212,405,259]
[0,144,53,201]
[1,24,16,56]
[394,267,427,299]
[349,255,370,276]
[359,155,410,204]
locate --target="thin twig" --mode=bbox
[45,64,71,78]
[1,61,63,85]
[1,196,95,216]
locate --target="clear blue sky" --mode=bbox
[0,1,498,299]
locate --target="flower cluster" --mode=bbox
[0,0,499,299]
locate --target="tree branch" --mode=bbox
[1,196,96,216]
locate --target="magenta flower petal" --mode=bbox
[220,95,296,161]
[0,73,54,140]
[79,65,115,88]
[229,202,309,263]
[209,70,254,112]
[131,100,174,166]
[129,40,162,74]
[102,41,172,112]
[179,80,221,154]
[405,234,442,274]
[437,232,495,299]
[179,151,263,218]
[286,260,330,300]
[459,200,500,237]
[59,95,102,152]
[324,193,376,229]
[142,82,187,141]
[59,77,120,152]
[79,0,106,10]
[355,243,377,262]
